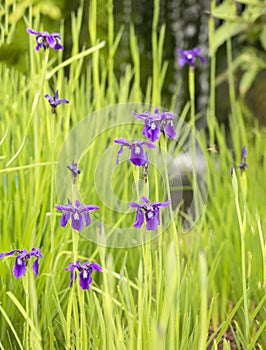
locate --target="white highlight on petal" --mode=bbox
[83,270,88,278]
[151,122,156,130]
[147,211,154,219]
[17,259,22,265]
[187,54,192,59]
[135,146,141,154]
[74,212,80,220]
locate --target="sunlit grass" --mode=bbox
[0,0,266,349]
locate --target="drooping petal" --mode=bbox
[145,209,159,230]
[133,208,145,228]
[32,259,40,276]
[83,211,91,226]
[164,121,176,139]
[71,212,84,231]
[116,145,124,164]
[130,144,145,166]
[13,257,27,278]
[142,122,161,142]
[79,270,93,290]
[60,211,71,227]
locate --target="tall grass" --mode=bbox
[0,0,266,349]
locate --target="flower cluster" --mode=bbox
[55,199,99,232]
[129,196,171,230]
[176,48,206,67]
[27,28,64,51]
[65,261,102,290]
[0,248,42,278]
[114,138,155,166]
[133,108,176,142]
[45,90,69,114]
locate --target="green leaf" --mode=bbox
[260,26,266,52]
[239,67,259,96]
[214,22,247,51]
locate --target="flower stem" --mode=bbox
[22,272,30,350]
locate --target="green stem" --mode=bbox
[208,0,216,146]
[189,66,195,130]
[23,273,30,350]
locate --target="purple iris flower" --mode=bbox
[177,48,206,67]
[129,196,171,230]
[67,161,81,184]
[55,200,99,232]
[0,248,42,278]
[133,108,176,142]
[65,261,102,290]
[45,90,69,114]
[114,138,155,166]
[26,28,64,51]
[237,145,248,173]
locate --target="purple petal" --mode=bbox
[60,211,71,227]
[26,28,40,35]
[0,250,20,259]
[56,98,69,105]
[142,123,161,142]
[139,141,156,149]
[71,212,84,231]
[145,217,158,230]
[114,138,132,147]
[54,43,64,50]
[152,199,171,208]
[242,146,247,160]
[83,211,91,226]
[129,201,142,209]
[130,144,145,166]
[55,204,73,211]
[30,248,42,259]
[145,209,160,230]
[45,94,54,104]
[116,145,124,165]
[140,196,149,204]
[79,205,99,213]
[46,34,56,48]
[133,208,145,228]
[132,111,151,120]
[164,122,176,139]
[75,200,81,207]
[89,263,103,272]
[13,257,26,278]
[32,259,40,276]
[79,271,93,290]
